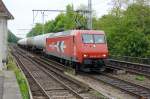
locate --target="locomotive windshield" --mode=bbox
[82,34,105,44]
[82,34,94,43]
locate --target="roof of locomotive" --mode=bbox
[48,30,105,38]
[18,30,105,43]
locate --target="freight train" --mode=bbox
[18,30,108,72]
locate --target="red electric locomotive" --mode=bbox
[45,30,108,72]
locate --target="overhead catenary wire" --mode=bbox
[32,0,93,31]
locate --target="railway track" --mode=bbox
[13,45,150,98]
[12,52,50,99]
[38,55,150,99]
[12,49,85,99]
[109,55,150,65]
[30,52,150,98]
[106,59,150,78]
[11,45,103,99]
[89,73,150,99]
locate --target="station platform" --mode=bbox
[0,70,22,99]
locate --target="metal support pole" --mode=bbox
[32,11,34,37]
[88,0,92,30]
[33,11,34,25]
[42,12,45,34]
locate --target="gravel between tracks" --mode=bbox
[65,72,138,99]
[19,55,76,99]
[108,73,150,89]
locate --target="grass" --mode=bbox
[90,90,107,99]
[7,53,30,99]
[135,75,145,81]
[64,67,76,75]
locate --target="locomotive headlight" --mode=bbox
[103,54,106,57]
[83,54,88,58]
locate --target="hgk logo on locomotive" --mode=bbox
[49,41,66,53]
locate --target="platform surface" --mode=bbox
[0,71,4,99]
[2,71,22,99]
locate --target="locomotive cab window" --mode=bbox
[82,34,105,44]
[94,34,105,43]
[82,34,94,43]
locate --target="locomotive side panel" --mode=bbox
[45,36,76,62]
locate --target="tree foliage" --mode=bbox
[99,1,150,57]
[8,30,19,43]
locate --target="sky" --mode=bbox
[3,0,112,38]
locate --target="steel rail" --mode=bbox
[15,45,150,99]
[90,73,150,99]
[14,47,87,99]
[15,47,90,91]
[30,58,85,99]
[12,52,50,99]
[33,57,89,90]
[106,59,150,78]
[109,55,150,65]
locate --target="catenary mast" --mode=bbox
[88,0,92,29]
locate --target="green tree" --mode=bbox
[8,30,19,43]
[44,20,55,33]
[64,5,76,30]
[53,13,66,31]
[27,23,43,37]
[96,0,150,57]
